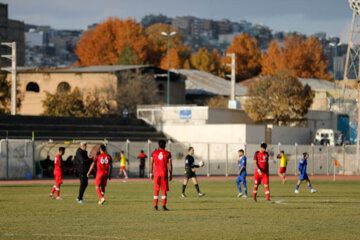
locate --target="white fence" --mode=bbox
[1,139,359,179]
[0,139,34,180]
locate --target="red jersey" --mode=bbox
[54,154,63,174]
[254,151,269,173]
[95,153,112,176]
[152,149,171,177]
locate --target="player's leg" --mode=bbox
[264,184,270,201]
[191,176,204,196]
[161,177,169,210]
[306,179,317,192]
[182,178,189,196]
[282,170,286,184]
[235,175,243,196]
[253,174,260,201]
[295,179,302,193]
[153,176,160,210]
[241,175,248,197]
[123,169,128,179]
[50,184,56,197]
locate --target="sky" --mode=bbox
[1,0,355,41]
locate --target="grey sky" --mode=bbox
[2,0,354,40]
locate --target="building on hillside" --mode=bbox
[9,65,186,115]
[0,3,25,66]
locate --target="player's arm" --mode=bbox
[87,161,95,177]
[149,156,154,179]
[253,152,262,176]
[168,157,173,181]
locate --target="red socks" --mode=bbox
[253,186,258,199]
[154,191,159,206]
[96,187,103,199]
[50,185,56,195]
[162,193,167,206]
[265,186,270,200]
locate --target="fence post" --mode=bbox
[147,139,151,178]
[294,143,298,176]
[278,142,281,170]
[6,138,9,180]
[126,139,130,177]
[342,144,346,175]
[32,132,35,178]
[168,140,172,153]
[207,143,210,177]
[326,144,329,175]
[225,143,228,177]
[311,143,314,176]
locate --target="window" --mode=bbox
[157,84,164,95]
[57,82,71,92]
[26,82,40,92]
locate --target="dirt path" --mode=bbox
[0,175,359,185]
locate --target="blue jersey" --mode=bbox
[239,156,247,175]
[298,158,307,175]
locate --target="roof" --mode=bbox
[238,76,336,91]
[17,65,153,73]
[174,69,247,96]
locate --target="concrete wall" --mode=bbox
[161,124,264,144]
[271,125,311,144]
[207,108,254,124]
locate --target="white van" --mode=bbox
[313,129,342,146]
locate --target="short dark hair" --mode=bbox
[100,144,106,152]
[121,151,124,154]
[188,147,194,152]
[280,150,284,154]
[303,152,308,157]
[158,140,166,149]
[260,143,267,149]
[238,149,244,153]
[59,147,65,153]
[140,150,144,153]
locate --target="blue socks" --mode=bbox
[308,184,313,190]
[296,185,300,190]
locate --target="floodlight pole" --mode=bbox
[1,42,17,115]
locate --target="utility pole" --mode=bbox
[226,53,236,100]
[1,42,17,115]
[161,31,176,105]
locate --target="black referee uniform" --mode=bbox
[182,154,203,196]
[184,155,199,179]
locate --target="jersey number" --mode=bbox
[158,152,163,160]
[100,157,109,164]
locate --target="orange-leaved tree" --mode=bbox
[261,34,331,80]
[145,23,191,69]
[226,33,261,81]
[75,17,149,66]
[190,48,224,77]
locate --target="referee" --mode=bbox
[181,147,205,198]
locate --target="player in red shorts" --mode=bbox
[149,140,173,211]
[87,144,113,205]
[49,147,65,200]
[253,143,271,203]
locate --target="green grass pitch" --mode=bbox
[0,179,360,240]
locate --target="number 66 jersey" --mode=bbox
[95,153,112,176]
[152,149,171,177]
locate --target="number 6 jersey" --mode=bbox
[152,149,171,177]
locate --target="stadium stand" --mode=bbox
[0,115,166,141]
